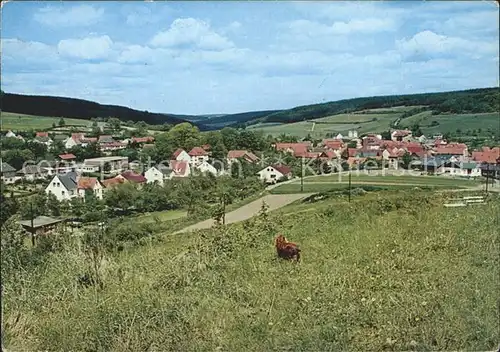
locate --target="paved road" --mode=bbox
[173,193,312,234]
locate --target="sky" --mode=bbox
[1,1,499,115]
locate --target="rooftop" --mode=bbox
[19,216,66,229]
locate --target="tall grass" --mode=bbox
[2,192,499,351]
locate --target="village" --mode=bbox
[1,126,499,203]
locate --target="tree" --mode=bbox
[221,127,240,150]
[108,117,121,131]
[104,183,138,214]
[347,140,357,148]
[46,192,61,217]
[167,122,200,150]
[1,215,28,278]
[58,117,66,127]
[401,152,412,169]
[0,182,19,226]
[3,149,35,170]
[102,162,111,173]
[381,130,391,140]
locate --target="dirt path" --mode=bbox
[173,193,313,234]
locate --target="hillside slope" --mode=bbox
[1,92,208,129]
[244,87,499,127]
[3,191,499,351]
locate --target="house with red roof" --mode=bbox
[322,139,344,151]
[58,153,76,161]
[188,147,209,166]
[471,147,500,164]
[101,177,125,189]
[433,143,468,158]
[258,164,292,184]
[170,160,191,177]
[227,150,260,165]
[77,177,104,199]
[362,134,383,150]
[100,141,127,154]
[45,171,103,201]
[274,142,311,155]
[36,132,49,138]
[116,170,147,184]
[131,136,155,144]
[172,148,192,163]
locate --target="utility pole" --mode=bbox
[222,192,226,225]
[30,202,35,247]
[301,157,304,192]
[348,170,352,203]
[485,163,489,195]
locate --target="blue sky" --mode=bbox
[1,1,498,115]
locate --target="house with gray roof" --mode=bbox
[45,171,103,201]
[16,164,49,181]
[1,161,18,184]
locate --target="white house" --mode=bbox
[391,130,413,142]
[441,162,482,177]
[195,160,218,176]
[45,172,103,201]
[5,130,17,138]
[335,133,343,140]
[347,130,358,139]
[188,147,209,166]
[1,162,18,184]
[83,156,128,175]
[145,164,173,186]
[64,134,82,150]
[257,164,292,184]
[172,148,192,163]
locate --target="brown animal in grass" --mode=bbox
[275,234,301,262]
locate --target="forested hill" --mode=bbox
[1,87,498,130]
[242,87,500,127]
[0,92,209,130]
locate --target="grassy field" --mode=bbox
[303,173,480,185]
[2,190,498,351]
[399,112,500,136]
[248,106,500,139]
[1,112,90,131]
[134,210,188,224]
[270,174,480,194]
[270,183,466,194]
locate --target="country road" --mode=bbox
[173,193,312,234]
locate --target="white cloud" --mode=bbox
[33,5,104,27]
[397,30,498,60]
[288,17,396,36]
[1,38,59,63]
[150,18,235,50]
[292,2,408,22]
[58,36,115,60]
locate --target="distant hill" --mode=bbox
[202,110,282,129]
[1,88,497,132]
[242,87,499,127]
[0,92,210,130]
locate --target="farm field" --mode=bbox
[248,107,500,139]
[303,173,480,185]
[247,111,401,138]
[398,112,500,136]
[0,112,91,131]
[3,190,498,351]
